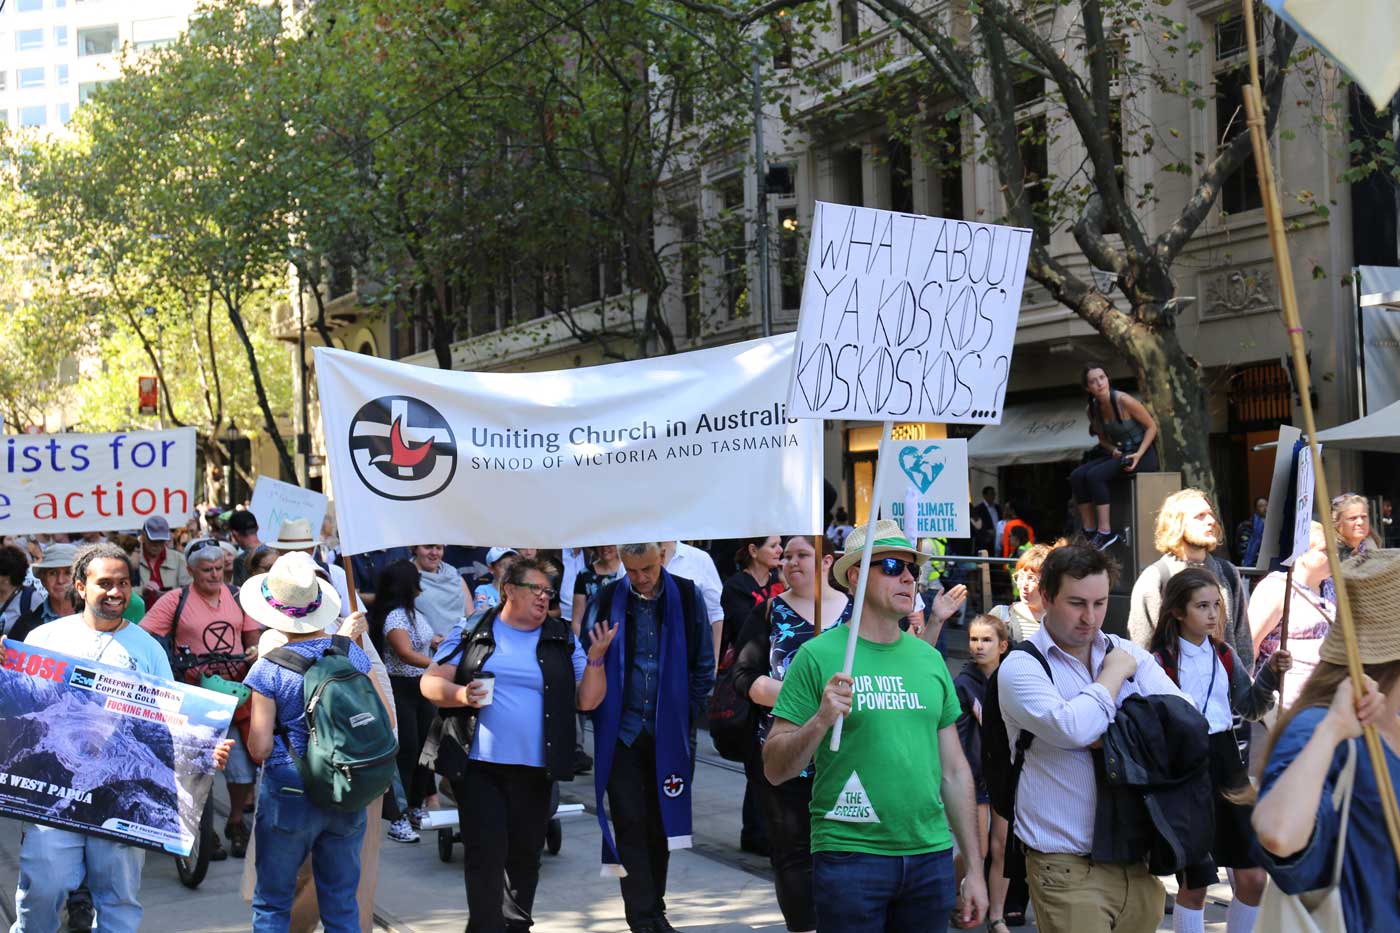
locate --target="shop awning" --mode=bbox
[1312,398,1400,453]
[1358,265,1400,309]
[967,399,1091,466]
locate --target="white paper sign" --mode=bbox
[787,202,1033,424]
[315,335,824,554]
[1284,444,1319,567]
[1255,425,1301,570]
[875,438,970,539]
[0,428,196,536]
[248,476,328,546]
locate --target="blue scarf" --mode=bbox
[592,569,693,876]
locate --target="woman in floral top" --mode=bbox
[369,559,443,841]
[732,534,850,933]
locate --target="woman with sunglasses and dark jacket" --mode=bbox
[420,557,616,932]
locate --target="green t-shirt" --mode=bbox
[123,591,145,623]
[771,625,961,856]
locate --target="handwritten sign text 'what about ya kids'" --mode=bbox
[787,202,1033,425]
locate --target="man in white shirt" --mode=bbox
[997,544,1185,933]
[659,540,724,662]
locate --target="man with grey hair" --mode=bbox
[140,538,260,858]
[582,542,715,933]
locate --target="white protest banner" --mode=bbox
[1284,441,1319,567]
[0,428,196,537]
[315,335,823,554]
[249,476,328,544]
[1255,425,1301,571]
[876,438,970,540]
[787,201,1033,424]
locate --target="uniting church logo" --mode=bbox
[348,396,457,501]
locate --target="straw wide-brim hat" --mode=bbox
[240,551,341,635]
[1320,549,1400,665]
[832,518,931,592]
[266,517,317,552]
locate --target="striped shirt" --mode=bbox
[998,625,1185,855]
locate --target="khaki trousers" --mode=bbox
[1025,849,1164,933]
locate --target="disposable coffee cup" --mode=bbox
[473,672,496,706]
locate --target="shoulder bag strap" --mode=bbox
[1328,739,1360,889]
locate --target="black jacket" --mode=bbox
[1095,693,1214,874]
[954,662,989,793]
[420,608,579,782]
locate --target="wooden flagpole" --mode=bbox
[1240,0,1400,865]
[831,419,893,751]
[1276,565,1293,707]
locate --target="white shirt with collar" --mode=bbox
[1177,637,1232,734]
[664,542,724,624]
[998,625,1186,856]
[559,548,586,623]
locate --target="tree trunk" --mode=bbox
[221,293,297,479]
[1121,315,1216,505]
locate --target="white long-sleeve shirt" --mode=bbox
[997,625,1186,856]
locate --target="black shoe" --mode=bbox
[1093,531,1120,551]
[225,820,250,858]
[64,899,94,931]
[207,831,229,862]
[654,916,680,933]
[573,749,593,774]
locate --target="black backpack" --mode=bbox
[708,601,769,762]
[981,641,1051,822]
[8,584,45,642]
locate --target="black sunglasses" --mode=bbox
[876,557,920,578]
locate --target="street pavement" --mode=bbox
[0,725,1235,931]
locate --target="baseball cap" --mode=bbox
[485,547,518,566]
[142,516,172,541]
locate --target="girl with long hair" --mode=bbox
[1149,568,1291,933]
[1252,551,1400,930]
[953,614,1012,931]
[1248,522,1334,708]
[1067,362,1159,549]
[368,559,440,841]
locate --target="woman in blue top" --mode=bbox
[242,552,376,933]
[420,556,616,932]
[1252,550,1400,932]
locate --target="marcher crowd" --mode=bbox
[2,476,1400,933]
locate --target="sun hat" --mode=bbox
[32,542,79,570]
[240,551,341,635]
[141,516,172,542]
[831,519,931,592]
[485,547,518,566]
[266,518,317,552]
[1320,549,1400,665]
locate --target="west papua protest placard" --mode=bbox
[787,202,1033,424]
[315,334,825,553]
[0,642,236,856]
[0,427,196,537]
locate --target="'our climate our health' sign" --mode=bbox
[0,428,196,536]
[876,437,970,539]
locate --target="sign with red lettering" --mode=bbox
[0,642,236,855]
[0,427,196,536]
[138,376,159,416]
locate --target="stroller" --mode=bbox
[435,781,564,862]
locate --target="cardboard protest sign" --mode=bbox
[0,427,196,537]
[249,476,328,543]
[1283,441,1319,567]
[315,334,824,553]
[787,202,1033,424]
[1255,426,1302,571]
[877,438,970,540]
[0,642,236,856]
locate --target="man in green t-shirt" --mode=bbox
[765,519,987,932]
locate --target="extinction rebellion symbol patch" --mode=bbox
[349,396,457,501]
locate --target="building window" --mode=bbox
[720,180,748,320]
[56,64,68,86]
[17,29,44,52]
[55,26,68,47]
[679,211,701,337]
[0,111,8,130]
[78,80,109,104]
[77,25,120,57]
[18,68,44,90]
[1019,115,1049,213]
[57,103,70,124]
[0,72,7,93]
[834,147,863,207]
[839,0,859,45]
[132,17,179,51]
[887,138,914,214]
[17,0,44,12]
[778,207,803,310]
[1214,13,1263,215]
[19,105,46,128]
[771,12,794,69]
[935,121,964,220]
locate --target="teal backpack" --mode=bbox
[266,635,398,812]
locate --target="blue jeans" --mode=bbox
[252,763,367,933]
[12,824,144,933]
[811,848,955,933]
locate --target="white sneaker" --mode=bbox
[407,805,429,830]
[387,818,419,843]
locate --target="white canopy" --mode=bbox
[1312,398,1400,453]
[967,398,1090,466]
[1358,265,1400,310]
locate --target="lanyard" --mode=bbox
[1201,648,1219,719]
